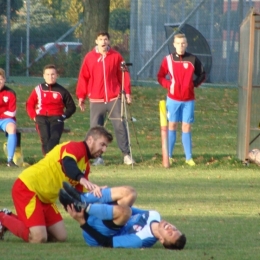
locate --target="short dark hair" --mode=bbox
[43,64,58,74]
[85,126,113,143]
[96,31,110,40]
[163,234,186,250]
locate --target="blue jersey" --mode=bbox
[82,208,161,248]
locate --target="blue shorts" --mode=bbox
[166,97,194,123]
[0,118,16,132]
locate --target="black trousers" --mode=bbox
[35,115,64,155]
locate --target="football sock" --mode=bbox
[81,188,112,204]
[87,204,113,220]
[7,133,17,162]
[182,132,192,160]
[168,129,176,157]
[0,213,29,242]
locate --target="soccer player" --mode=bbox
[76,31,135,166]
[0,126,113,243]
[0,68,18,167]
[26,64,76,155]
[59,183,186,249]
[157,33,205,166]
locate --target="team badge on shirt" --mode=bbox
[53,93,58,99]
[183,63,188,69]
[3,96,8,102]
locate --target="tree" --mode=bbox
[0,0,23,19]
[109,9,130,32]
[82,0,110,54]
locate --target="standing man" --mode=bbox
[76,31,134,166]
[157,33,205,166]
[0,68,18,167]
[0,126,113,243]
[26,64,76,155]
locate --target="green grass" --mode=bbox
[1,84,260,260]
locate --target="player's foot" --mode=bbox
[92,157,104,166]
[124,154,135,165]
[59,189,88,212]
[63,182,82,201]
[185,158,196,166]
[0,208,12,240]
[7,160,18,167]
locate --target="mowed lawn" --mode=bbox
[0,83,259,260]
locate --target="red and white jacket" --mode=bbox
[0,86,16,120]
[157,52,205,101]
[76,47,131,103]
[26,83,76,120]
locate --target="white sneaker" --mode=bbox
[124,154,135,165]
[92,157,104,166]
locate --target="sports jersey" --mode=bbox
[0,86,16,120]
[26,83,76,120]
[82,208,160,248]
[157,52,205,101]
[18,141,90,204]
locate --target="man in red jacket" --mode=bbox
[157,34,205,166]
[0,68,18,167]
[26,64,76,155]
[76,31,134,166]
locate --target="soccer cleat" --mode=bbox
[7,160,18,167]
[59,189,88,212]
[0,208,12,240]
[63,182,82,201]
[92,157,104,166]
[185,158,196,166]
[124,154,135,165]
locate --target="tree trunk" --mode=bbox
[82,0,110,55]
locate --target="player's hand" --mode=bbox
[79,178,98,191]
[126,94,132,104]
[89,186,103,198]
[78,98,86,111]
[67,204,85,225]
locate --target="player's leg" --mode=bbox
[45,203,66,242]
[166,98,181,159]
[47,116,64,152]
[63,182,137,207]
[181,100,195,164]
[2,119,17,166]
[35,115,50,155]
[11,179,49,243]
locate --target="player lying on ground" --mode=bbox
[59,182,186,249]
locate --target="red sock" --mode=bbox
[1,213,29,242]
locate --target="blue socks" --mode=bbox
[182,132,192,160]
[168,130,176,157]
[81,188,112,204]
[7,134,17,162]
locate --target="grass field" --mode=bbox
[0,83,260,260]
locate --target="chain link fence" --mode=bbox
[129,0,260,84]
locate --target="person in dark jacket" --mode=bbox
[26,64,76,155]
[157,33,205,166]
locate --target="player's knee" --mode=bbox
[124,186,137,204]
[29,233,48,243]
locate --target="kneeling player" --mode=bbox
[59,183,186,249]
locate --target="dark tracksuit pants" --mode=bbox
[90,99,130,155]
[35,115,64,155]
